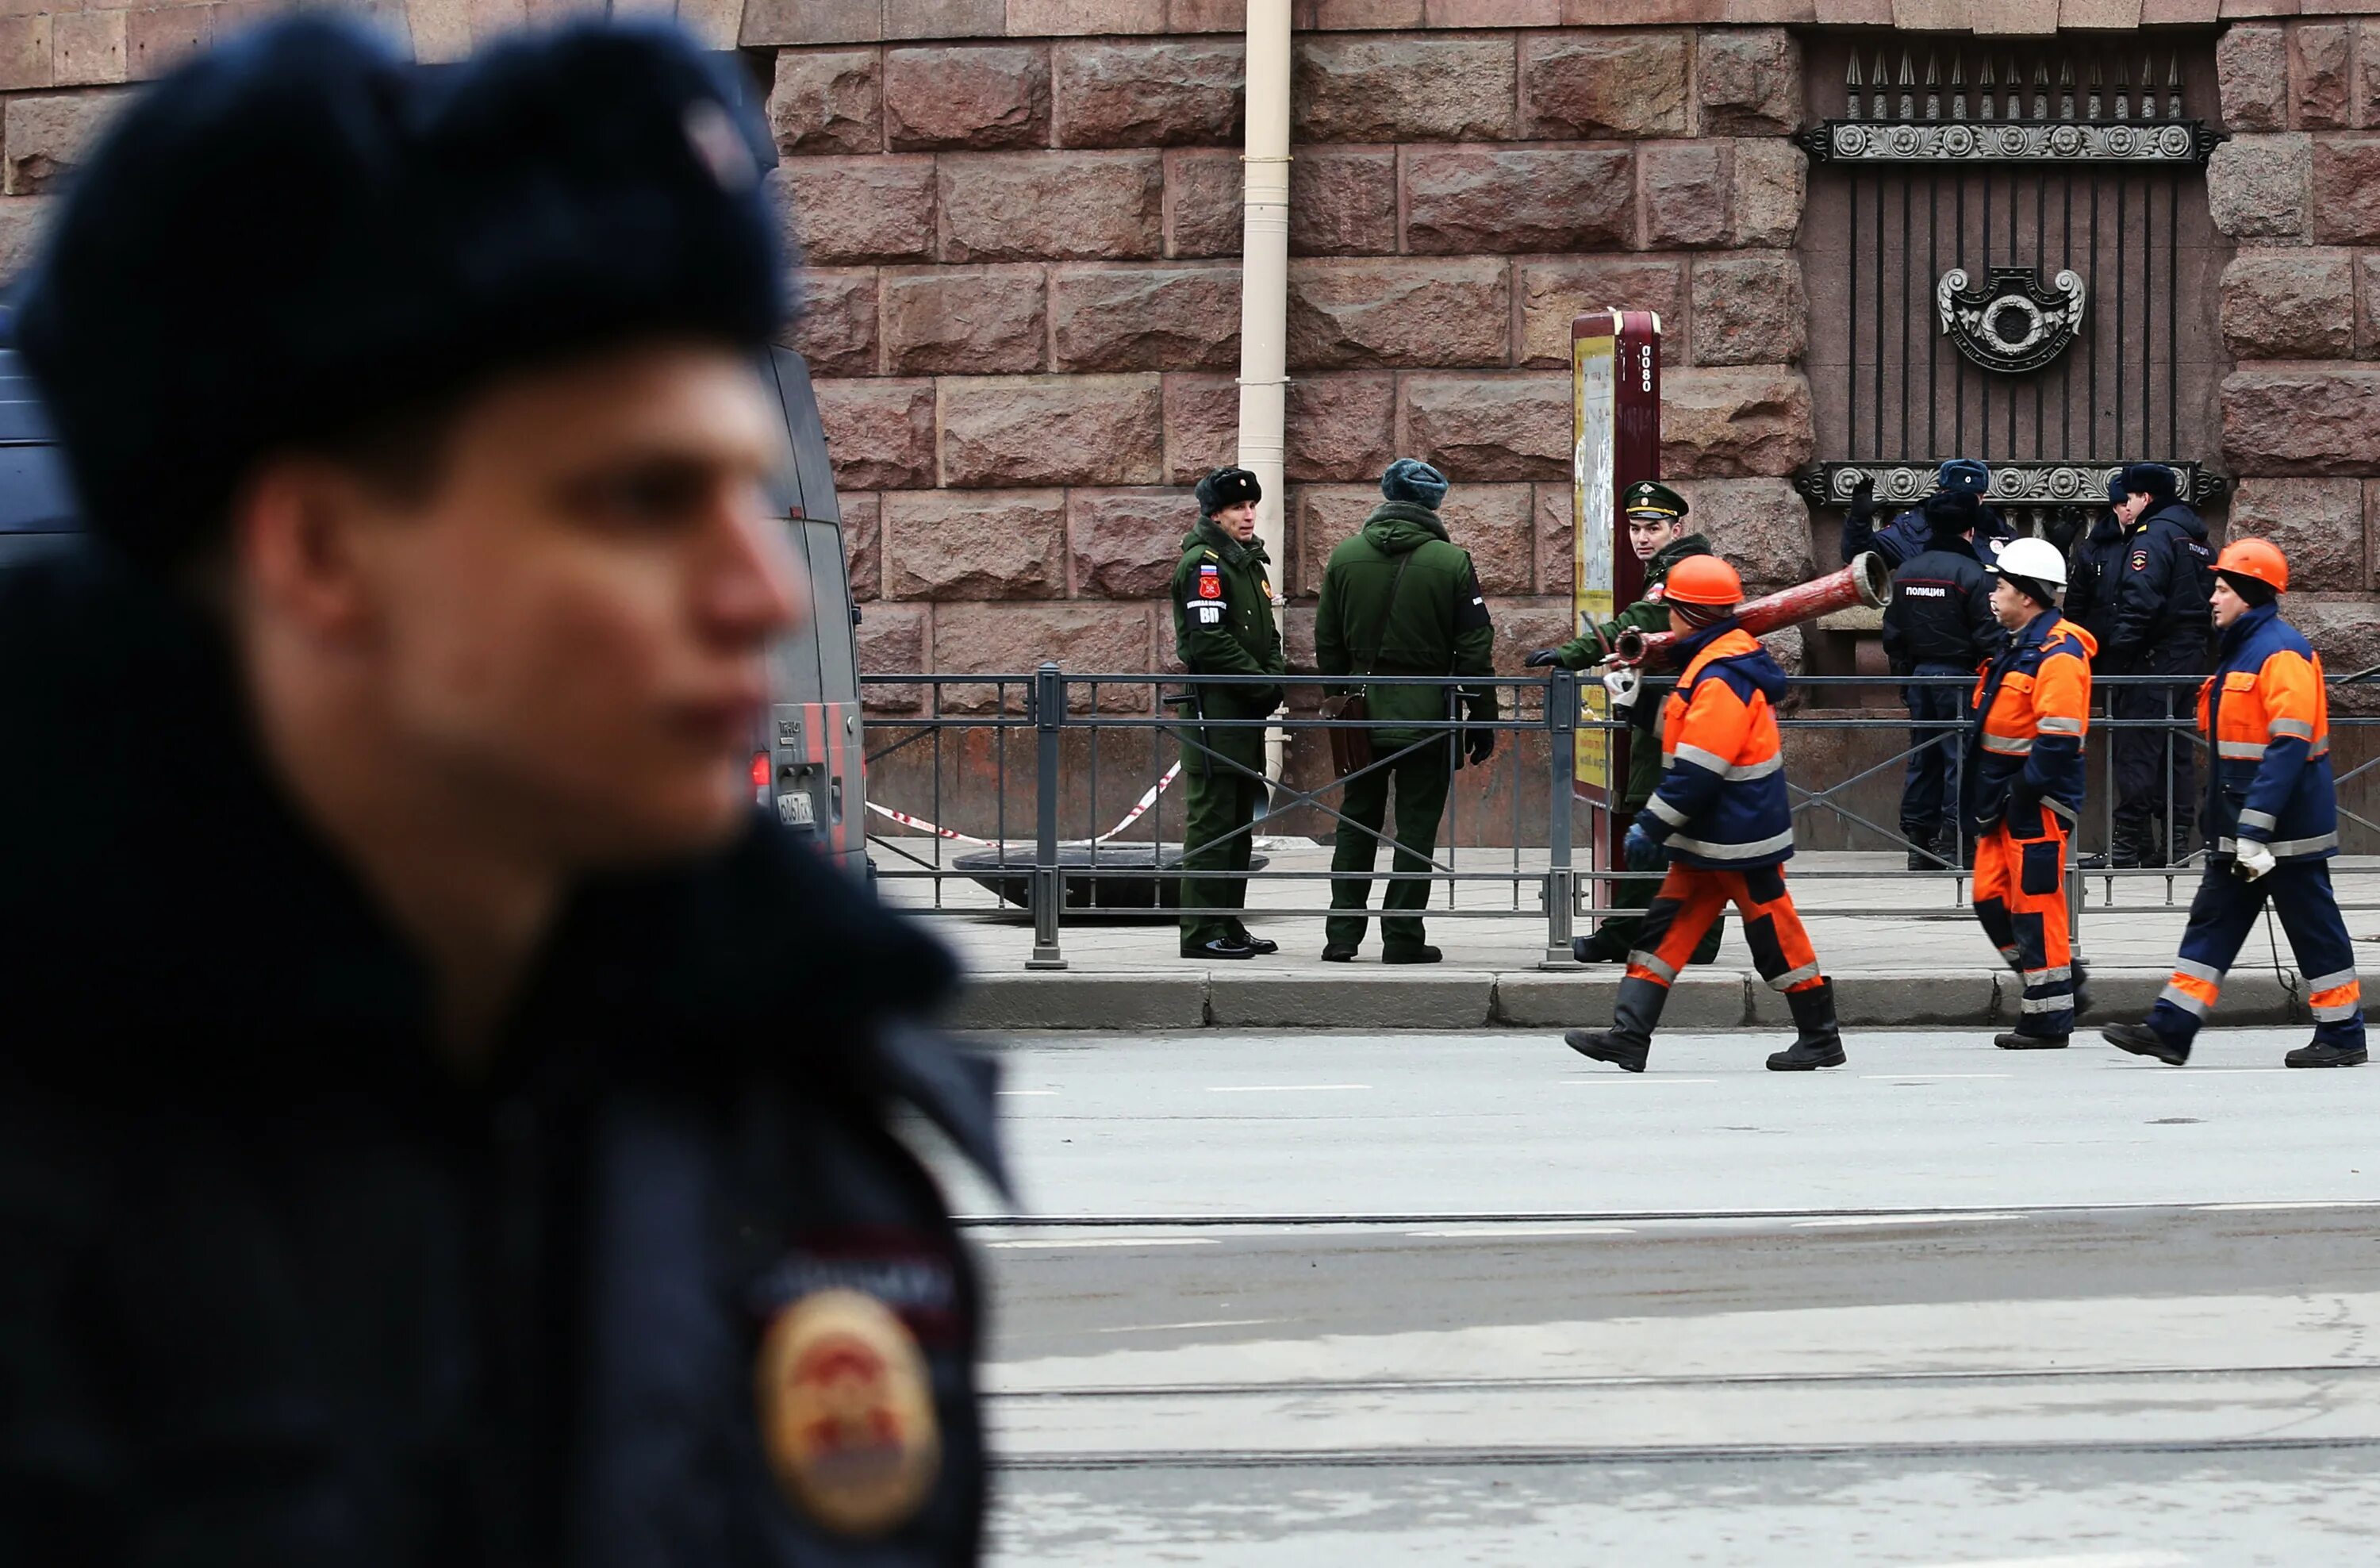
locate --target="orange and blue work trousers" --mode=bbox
[1971,811,2075,1037]
[1625,864,1824,1024]
[2149,860,2365,1053]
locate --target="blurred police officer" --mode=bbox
[1882,489,1997,870]
[1841,457,2014,569]
[1964,538,2096,1049]
[2054,473,2131,667]
[0,21,999,1564]
[2106,540,2367,1069]
[1173,467,1286,960]
[1524,480,1723,965]
[1315,459,1497,963]
[2104,463,2216,867]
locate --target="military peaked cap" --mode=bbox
[1622,480,1687,520]
[14,17,784,567]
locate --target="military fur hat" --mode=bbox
[2120,463,2179,505]
[1195,467,1261,514]
[1937,458,1990,496]
[1923,487,1980,543]
[14,17,784,567]
[1380,458,1449,509]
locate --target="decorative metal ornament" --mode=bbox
[1794,460,2224,511]
[1806,117,2218,166]
[1937,266,2087,374]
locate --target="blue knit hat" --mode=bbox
[15,17,784,567]
[1381,458,1449,509]
[1937,458,1990,496]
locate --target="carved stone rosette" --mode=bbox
[1794,461,2225,513]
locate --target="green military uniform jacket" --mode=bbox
[1314,501,1498,747]
[1549,530,1713,806]
[1170,518,1286,770]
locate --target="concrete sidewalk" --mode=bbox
[875,844,2380,1032]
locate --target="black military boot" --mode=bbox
[1904,828,1935,873]
[1571,925,1633,964]
[2286,1040,2370,1068]
[1768,979,1848,1070]
[2102,1021,2189,1066]
[1564,975,1665,1073]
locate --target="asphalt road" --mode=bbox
[930,1029,2380,1566]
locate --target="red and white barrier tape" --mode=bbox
[866,761,1186,847]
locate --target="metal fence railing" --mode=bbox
[857,666,2380,971]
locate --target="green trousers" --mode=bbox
[1178,758,1266,947]
[1326,744,1453,955]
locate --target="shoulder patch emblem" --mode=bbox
[2130,551,2149,571]
[1644,582,1666,603]
[1197,564,1223,599]
[757,1289,941,1538]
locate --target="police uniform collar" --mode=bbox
[0,546,964,1116]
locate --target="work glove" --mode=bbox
[1465,724,1496,767]
[1848,475,1877,522]
[1524,648,1562,669]
[1602,664,1641,705]
[1623,822,1661,871]
[2232,838,2277,882]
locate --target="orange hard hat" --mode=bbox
[2215,536,2289,593]
[1664,554,1744,607]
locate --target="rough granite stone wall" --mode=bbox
[761,13,1819,721]
[2212,15,2380,680]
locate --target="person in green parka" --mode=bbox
[1315,459,1499,964]
[1526,479,1725,966]
[1172,467,1288,959]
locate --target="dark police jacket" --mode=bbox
[0,548,1001,1567]
[1882,535,1995,671]
[1843,498,2013,568]
[2109,500,2215,663]
[2062,511,2128,661]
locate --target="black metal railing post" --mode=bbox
[1542,668,1578,967]
[1026,660,1066,971]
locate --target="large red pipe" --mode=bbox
[1613,551,1892,669]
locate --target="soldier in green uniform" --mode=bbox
[1315,459,1499,964]
[1173,467,1288,960]
[1526,480,1725,965]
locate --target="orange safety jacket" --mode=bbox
[1639,620,1795,870]
[2198,601,2336,862]
[1964,610,2094,836]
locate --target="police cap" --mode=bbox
[14,17,783,569]
[1195,467,1261,514]
[1622,480,1687,521]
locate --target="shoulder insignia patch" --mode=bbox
[757,1289,941,1538]
[1644,582,1666,603]
[1197,564,1223,599]
[2130,551,2149,571]
[1202,550,1219,561]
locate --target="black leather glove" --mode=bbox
[1465,726,1496,767]
[1524,648,1561,669]
[1849,476,1876,521]
[2044,505,2084,553]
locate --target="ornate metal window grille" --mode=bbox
[1796,40,2228,528]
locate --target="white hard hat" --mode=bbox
[1993,535,2068,588]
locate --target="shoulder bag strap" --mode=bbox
[1358,551,1415,685]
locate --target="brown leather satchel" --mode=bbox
[1321,553,1414,778]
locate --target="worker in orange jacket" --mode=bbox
[1964,536,2097,1049]
[2106,539,2366,1068]
[1564,555,1844,1074]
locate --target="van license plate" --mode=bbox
[778,792,816,827]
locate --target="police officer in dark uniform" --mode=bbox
[0,21,1000,1563]
[2104,462,2216,867]
[1172,466,1287,960]
[1882,490,1998,870]
[2052,473,2131,667]
[1841,457,2015,569]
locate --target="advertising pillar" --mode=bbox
[1570,310,1663,905]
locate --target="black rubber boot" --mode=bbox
[2103,1021,2189,1066]
[1564,975,1665,1073]
[2286,1040,2369,1068]
[1768,979,1847,1070]
[1382,944,1441,965]
[1994,1032,2068,1050]
[1571,927,1632,964]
